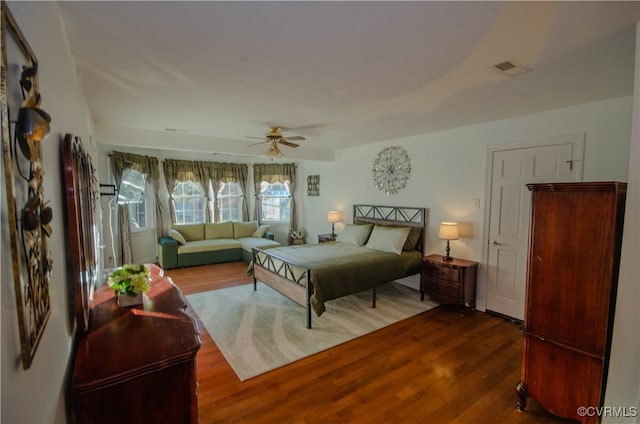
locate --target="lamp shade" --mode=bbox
[438,222,459,240]
[327,210,343,223]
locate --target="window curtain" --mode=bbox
[252,163,297,231]
[215,163,249,221]
[162,159,211,223]
[109,151,161,264]
[204,162,222,222]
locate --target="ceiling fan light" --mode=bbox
[266,141,283,160]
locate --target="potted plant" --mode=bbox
[290,229,306,245]
[107,264,151,307]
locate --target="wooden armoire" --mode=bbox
[516,182,626,423]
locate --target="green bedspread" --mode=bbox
[254,241,422,316]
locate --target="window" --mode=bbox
[259,181,291,223]
[173,181,207,224]
[217,182,243,222]
[118,168,151,231]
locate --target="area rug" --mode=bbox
[187,282,438,381]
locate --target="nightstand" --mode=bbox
[421,254,479,308]
[317,233,336,243]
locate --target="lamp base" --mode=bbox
[443,240,453,261]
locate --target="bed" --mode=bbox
[252,205,428,328]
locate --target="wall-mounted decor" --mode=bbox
[1,3,53,368]
[307,174,319,196]
[61,134,99,335]
[372,146,411,195]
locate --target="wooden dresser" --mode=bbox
[70,265,201,424]
[421,254,478,308]
[517,182,626,423]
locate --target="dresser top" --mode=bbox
[423,254,479,269]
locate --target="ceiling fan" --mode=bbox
[247,126,305,159]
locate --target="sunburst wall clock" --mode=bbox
[372,146,411,195]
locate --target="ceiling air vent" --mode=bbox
[494,60,531,76]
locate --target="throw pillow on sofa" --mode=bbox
[252,224,270,238]
[169,229,187,245]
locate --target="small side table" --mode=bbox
[317,233,336,243]
[421,254,479,308]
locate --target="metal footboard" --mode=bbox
[252,247,314,328]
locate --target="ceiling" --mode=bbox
[58,1,640,160]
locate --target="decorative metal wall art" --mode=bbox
[1,3,53,369]
[307,174,319,196]
[372,146,411,195]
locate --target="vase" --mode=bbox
[292,239,304,245]
[117,292,144,308]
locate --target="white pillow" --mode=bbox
[365,225,411,255]
[252,224,270,238]
[169,229,186,245]
[336,224,373,246]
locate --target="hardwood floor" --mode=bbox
[165,262,573,424]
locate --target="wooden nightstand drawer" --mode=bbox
[424,263,461,282]
[424,278,460,299]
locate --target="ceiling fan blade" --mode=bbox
[249,141,267,147]
[279,140,300,148]
[278,123,324,132]
[284,136,305,141]
[245,136,266,140]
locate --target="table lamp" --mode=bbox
[438,222,459,261]
[327,211,343,237]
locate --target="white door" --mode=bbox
[485,136,583,320]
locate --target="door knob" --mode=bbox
[490,240,502,246]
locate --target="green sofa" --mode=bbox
[157,221,280,269]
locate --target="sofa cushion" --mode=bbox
[233,221,258,238]
[252,224,270,238]
[177,238,241,254]
[173,224,204,241]
[169,228,187,245]
[205,221,234,239]
[237,236,281,252]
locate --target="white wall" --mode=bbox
[1,2,94,423]
[603,23,640,423]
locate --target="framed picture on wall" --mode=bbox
[307,174,319,196]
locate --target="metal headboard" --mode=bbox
[353,205,428,252]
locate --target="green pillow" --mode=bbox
[403,227,422,251]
